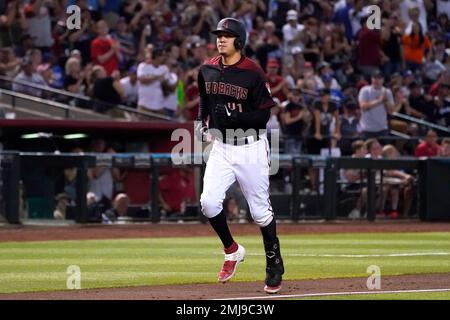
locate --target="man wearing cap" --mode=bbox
[291,46,305,69]
[12,55,47,97]
[358,70,394,139]
[408,81,434,121]
[315,61,341,91]
[282,10,304,64]
[69,50,82,63]
[120,65,139,108]
[266,58,288,103]
[338,100,360,155]
[186,36,208,68]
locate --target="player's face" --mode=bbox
[216,32,237,56]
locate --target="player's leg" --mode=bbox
[234,138,284,293]
[200,141,245,282]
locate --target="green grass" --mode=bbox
[0,232,449,294]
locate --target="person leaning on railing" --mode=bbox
[90,65,125,117]
[414,129,442,157]
[441,138,450,156]
[12,55,47,97]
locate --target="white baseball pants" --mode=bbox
[200,135,274,227]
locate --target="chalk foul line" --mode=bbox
[215,288,450,300]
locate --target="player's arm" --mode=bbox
[234,108,271,128]
[245,72,275,126]
[197,70,209,122]
[195,69,209,141]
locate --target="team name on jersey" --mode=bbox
[205,82,248,100]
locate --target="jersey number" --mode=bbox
[227,102,243,113]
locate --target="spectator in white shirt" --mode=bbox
[399,0,430,34]
[137,48,169,114]
[120,65,138,108]
[161,63,179,118]
[13,55,47,97]
[437,0,450,19]
[358,69,394,139]
[24,0,54,50]
[282,10,304,65]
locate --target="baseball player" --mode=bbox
[196,18,284,294]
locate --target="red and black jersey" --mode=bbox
[198,55,275,133]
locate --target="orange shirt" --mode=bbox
[402,34,431,65]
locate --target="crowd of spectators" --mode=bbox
[1,0,450,157]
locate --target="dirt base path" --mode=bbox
[1,221,449,242]
[1,274,449,300]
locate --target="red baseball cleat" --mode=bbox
[218,244,246,283]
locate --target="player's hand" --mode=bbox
[195,121,208,142]
[215,104,238,126]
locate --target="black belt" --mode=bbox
[219,134,261,146]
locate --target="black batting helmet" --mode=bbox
[211,18,246,50]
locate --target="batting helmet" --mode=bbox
[211,18,247,50]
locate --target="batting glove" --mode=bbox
[195,121,209,142]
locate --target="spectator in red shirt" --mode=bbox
[183,68,200,121]
[266,58,288,103]
[356,17,387,78]
[91,20,121,75]
[415,129,442,157]
[159,168,196,216]
[428,71,448,97]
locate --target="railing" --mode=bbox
[0,88,102,120]
[2,75,448,138]
[2,152,448,224]
[390,112,450,135]
[0,75,175,121]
